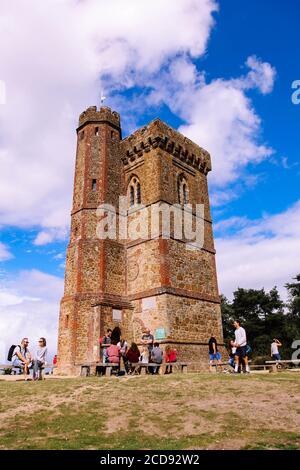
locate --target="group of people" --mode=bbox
[209,320,283,373]
[99,327,177,374]
[10,337,48,381]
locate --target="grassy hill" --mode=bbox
[0,372,300,450]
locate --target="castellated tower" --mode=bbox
[57,106,223,375]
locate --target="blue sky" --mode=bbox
[0,0,299,360]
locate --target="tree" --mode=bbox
[285,274,300,356]
[285,274,300,319]
[221,286,286,357]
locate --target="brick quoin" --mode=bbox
[56,106,224,375]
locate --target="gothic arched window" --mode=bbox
[128,176,141,207]
[177,175,189,205]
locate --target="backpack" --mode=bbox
[7,345,17,362]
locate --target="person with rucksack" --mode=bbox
[150,342,163,374]
[9,338,33,380]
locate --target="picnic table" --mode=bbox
[265,359,300,372]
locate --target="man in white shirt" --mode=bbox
[271,339,282,360]
[12,338,33,380]
[233,320,250,373]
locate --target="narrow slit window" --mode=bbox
[92,179,97,191]
[136,182,141,204]
[95,127,99,136]
[130,186,135,207]
[183,184,188,204]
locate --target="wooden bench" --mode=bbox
[0,363,56,377]
[79,362,120,377]
[79,361,188,377]
[265,359,300,372]
[122,362,188,375]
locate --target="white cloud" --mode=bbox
[0,0,217,235]
[34,228,67,246]
[144,54,276,188]
[215,201,300,300]
[0,242,13,261]
[0,269,63,363]
[242,55,276,94]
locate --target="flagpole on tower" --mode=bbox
[100,90,106,106]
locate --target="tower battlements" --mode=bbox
[78,106,121,130]
[121,119,211,175]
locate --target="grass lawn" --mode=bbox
[0,372,299,450]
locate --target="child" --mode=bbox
[139,346,149,374]
[140,346,149,363]
[228,339,236,370]
[165,346,177,374]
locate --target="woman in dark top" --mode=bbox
[126,342,140,374]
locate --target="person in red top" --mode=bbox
[126,342,141,375]
[165,346,177,374]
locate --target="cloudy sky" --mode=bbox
[0,0,299,361]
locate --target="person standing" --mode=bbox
[141,328,154,355]
[233,320,250,374]
[100,329,112,364]
[118,337,129,372]
[271,339,282,361]
[208,334,222,371]
[33,337,47,381]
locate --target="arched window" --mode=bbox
[130,185,135,207]
[128,176,141,207]
[136,182,141,204]
[177,175,189,205]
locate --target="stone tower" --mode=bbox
[57,106,223,375]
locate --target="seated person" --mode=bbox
[12,338,32,380]
[33,337,48,381]
[106,341,121,368]
[150,342,163,374]
[126,342,140,374]
[165,346,177,374]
